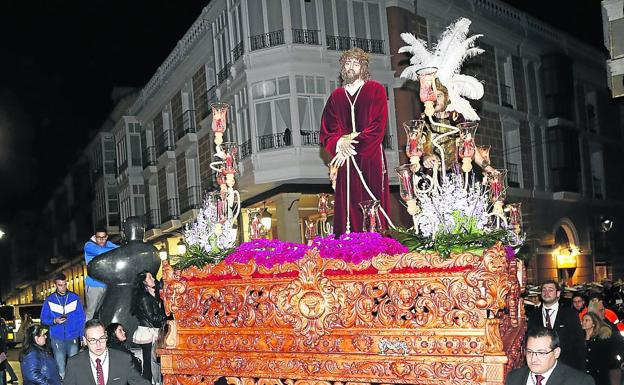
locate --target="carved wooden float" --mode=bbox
[158,242,526,385]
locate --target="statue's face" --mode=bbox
[341,58,362,84]
[434,90,448,112]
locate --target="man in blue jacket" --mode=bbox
[40,272,86,379]
[84,228,118,320]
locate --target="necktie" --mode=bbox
[544,308,552,329]
[535,374,544,385]
[96,358,105,385]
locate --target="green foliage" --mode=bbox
[390,226,509,258]
[171,243,234,270]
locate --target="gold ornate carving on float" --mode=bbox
[159,243,525,385]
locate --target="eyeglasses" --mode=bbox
[526,348,555,358]
[86,336,108,345]
[95,236,108,240]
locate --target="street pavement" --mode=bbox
[4,347,22,383]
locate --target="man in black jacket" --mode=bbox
[527,279,586,370]
[506,326,594,385]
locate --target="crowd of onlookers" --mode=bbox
[0,269,165,385]
[513,279,624,385]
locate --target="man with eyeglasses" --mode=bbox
[506,326,594,385]
[527,279,586,370]
[64,319,149,385]
[84,228,118,320]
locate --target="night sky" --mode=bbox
[0,0,604,225]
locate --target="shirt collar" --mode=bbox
[543,301,559,311]
[533,360,557,383]
[89,348,108,363]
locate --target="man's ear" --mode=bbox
[553,347,561,359]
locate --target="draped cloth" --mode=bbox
[320,80,390,236]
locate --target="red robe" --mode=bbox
[320,80,390,236]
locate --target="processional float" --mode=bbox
[158,17,526,385]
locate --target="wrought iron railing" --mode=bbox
[500,83,514,108]
[257,132,292,151]
[326,35,384,54]
[217,63,231,85]
[162,198,180,222]
[180,186,202,213]
[301,131,320,146]
[293,29,320,45]
[250,30,285,51]
[145,209,161,230]
[142,146,157,168]
[506,162,520,187]
[157,130,176,156]
[239,139,252,159]
[232,41,244,62]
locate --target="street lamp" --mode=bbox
[0,230,5,239]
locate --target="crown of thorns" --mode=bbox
[339,48,369,64]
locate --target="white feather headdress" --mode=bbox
[399,18,484,121]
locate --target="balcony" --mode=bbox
[145,209,161,230]
[257,132,292,151]
[217,63,231,85]
[181,110,196,137]
[232,41,244,62]
[301,131,320,146]
[157,129,176,156]
[250,30,285,51]
[293,29,320,45]
[506,162,520,187]
[162,198,180,222]
[240,139,252,160]
[142,146,157,169]
[326,35,384,54]
[180,186,202,213]
[500,83,514,108]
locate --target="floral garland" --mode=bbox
[224,232,408,268]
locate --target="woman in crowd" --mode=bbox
[106,322,142,374]
[582,311,613,385]
[19,324,61,385]
[131,270,166,384]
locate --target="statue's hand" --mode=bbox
[423,154,439,169]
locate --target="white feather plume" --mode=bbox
[397,17,485,119]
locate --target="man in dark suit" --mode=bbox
[527,279,586,369]
[506,326,594,385]
[64,319,149,385]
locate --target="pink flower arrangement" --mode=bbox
[224,233,408,268]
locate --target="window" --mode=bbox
[193,66,209,123]
[503,124,522,188]
[499,55,515,108]
[589,142,604,199]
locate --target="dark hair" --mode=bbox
[106,323,125,346]
[571,293,584,299]
[84,318,106,333]
[53,272,66,281]
[526,326,560,349]
[19,325,50,361]
[588,292,605,302]
[131,270,153,315]
[540,279,560,292]
[94,227,107,234]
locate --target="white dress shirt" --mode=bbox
[542,302,559,328]
[89,349,109,385]
[525,361,558,385]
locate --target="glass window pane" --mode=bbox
[353,1,366,38]
[248,0,265,35]
[305,0,318,30]
[368,3,381,39]
[316,77,325,94]
[312,98,325,130]
[323,0,334,35]
[275,99,292,131]
[267,0,283,32]
[296,75,305,93]
[255,102,273,136]
[336,0,349,37]
[306,76,315,93]
[278,76,290,95]
[290,0,302,29]
[298,97,311,132]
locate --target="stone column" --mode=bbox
[274,192,302,243]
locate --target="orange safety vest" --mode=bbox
[579,307,624,331]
